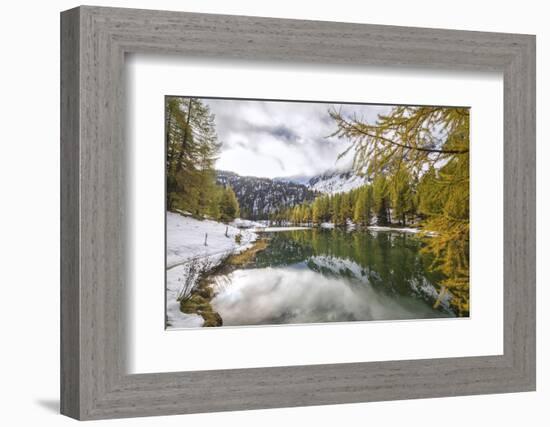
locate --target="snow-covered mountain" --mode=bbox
[307,170,367,194]
[217,168,368,220]
[272,174,312,186]
[216,171,319,220]
[276,169,368,195]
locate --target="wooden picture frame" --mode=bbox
[60,5,536,420]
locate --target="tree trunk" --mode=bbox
[166,105,172,169]
[176,98,193,172]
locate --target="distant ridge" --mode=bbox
[275,168,368,195]
[216,170,319,220]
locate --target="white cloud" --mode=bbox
[204,98,390,178]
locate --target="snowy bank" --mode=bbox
[230,218,267,229]
[167,212,257,268]
[258,226,310,232]
[166,212,258,328]
[366,225,437,236]
[367,225,421,234]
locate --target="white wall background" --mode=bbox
[0,0,546,425]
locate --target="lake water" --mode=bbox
[208,228,456,327]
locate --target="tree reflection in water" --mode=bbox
[208,229,457,327]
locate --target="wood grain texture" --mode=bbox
[60,6,536,420]
[60,7,80,419]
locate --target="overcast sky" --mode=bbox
[203,98,390,179]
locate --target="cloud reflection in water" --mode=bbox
[210,262,449,326]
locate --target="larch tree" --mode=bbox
[390,166,414,226]
[340,193,353,224]
[219,186,240,222]
[353,185,373,226]
[372,175,390,225]
[166,96,221,217]
[330,106,470,315]
[331,194,342,226]
[312,198,322,225]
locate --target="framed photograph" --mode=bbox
[61,6,536,420]
[164,96,469,329]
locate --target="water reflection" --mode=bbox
[209,229,455,326]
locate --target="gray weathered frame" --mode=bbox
[60,5,536,420]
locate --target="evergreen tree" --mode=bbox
[293,205,300,225]
[219,186,240,222]
[207,186,223,220]
[390,167,413,226]
[166,96,220,216]
[330,106,470,314]
[312,198,322,224]
[372,175,390,225]
[353,186,372,225]
[302,205,312,224]
[320,196,331,222]
[417,166,442,216]
[331,194,342,225]
[340,193,352,223]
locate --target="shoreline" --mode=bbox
[166,212,259,328]
[167,213,435,329]
[247,224,426,234]
[179,237,270,327]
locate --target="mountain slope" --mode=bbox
[276,169,368,195]
[307,170,367,194]
[216,171,319,220]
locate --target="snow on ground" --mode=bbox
[367,225,421,233]
[230,218,267,229]
[166,212,258,329]
[309,172,366,194]
[346,219,356,231]
[315,221,434,235]
[250,221,429,235]
[167,213,257,268]
[258,226,310,232]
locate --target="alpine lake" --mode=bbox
[199,228,456,327]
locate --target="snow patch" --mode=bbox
[308,171,367,194]
[259,226,311,232]
[166,212,258,329]
[367,225,421,234]
[230,218,266,229]
[276,169,368,195]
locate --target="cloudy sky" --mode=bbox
[203,98,390,179]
